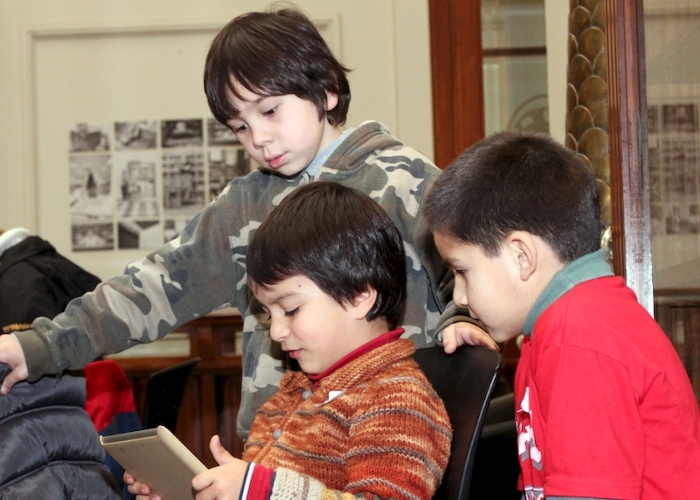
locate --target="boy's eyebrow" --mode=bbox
[245,95,270,106]
[441,256,460,268]
[228,95,270,119]
[262,290,299,306]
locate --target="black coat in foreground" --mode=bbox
[0,363,123,499]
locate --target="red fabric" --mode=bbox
[306,328,403,388]
[245,463,275,500]
[84,359,138,432]
[515,277,700,499]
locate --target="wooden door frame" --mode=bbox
[606,0,653,312]
[429,0,653,310]
[428,0,485,169]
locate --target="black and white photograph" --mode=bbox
[161,119,203,148]
[666,204,700,235]
[71,222,114,251]
[649,147,662,203]
[64,115,251,251]
[164,218,190,244]
[69,122,111,152]
[162,149,205,216]
[207,118,239,146]
[69,154,113,220]
[648,105,660,135]
[115,120,158,150]
[661,137,699,202]
[114,151,160,217]
[208,148,251,200]
[662,103,698,133]
[651,204,664,236]
[118,220,161,249]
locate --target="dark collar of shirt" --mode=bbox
[523,249,613,337]
[306,328,405,389]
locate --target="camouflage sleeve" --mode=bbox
[405,157,481,344]
[16,197,242,381]
[396,154,458,346]
[410,171,452,307]
[237,320,287,440]
[432,301,483,345]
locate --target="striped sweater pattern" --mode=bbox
[243,339,452,500]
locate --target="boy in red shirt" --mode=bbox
[424,130,700,499]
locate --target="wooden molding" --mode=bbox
[606,0,653,312]
[428,0,485,169]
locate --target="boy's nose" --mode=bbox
[269,319,289,343]
[453,283,469,308]
[250,125,272,148]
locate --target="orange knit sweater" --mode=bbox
[242,339,452,500]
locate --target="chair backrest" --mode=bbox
[143,357,201,431]
[414,345,504,500]
[469,392,521,500]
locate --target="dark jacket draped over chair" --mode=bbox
[0,363,123,499]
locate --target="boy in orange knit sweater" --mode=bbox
[127,181,452,500]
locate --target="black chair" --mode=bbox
[469,393,521,500]
[143,357,201,431]
[414,345,504,500]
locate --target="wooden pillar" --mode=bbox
[429,0,485,168]
[605,0,652,312]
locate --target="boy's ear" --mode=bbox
[350,288,377,320]
[324,91,339,112]
[505,231,538,281]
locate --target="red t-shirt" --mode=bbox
[516,276,700,499]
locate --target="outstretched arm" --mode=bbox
[5,198,242,386]
[0,335,28,394]
[433,302,498,353]
[440,320,498,353]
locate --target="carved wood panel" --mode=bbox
[566,0,614,262]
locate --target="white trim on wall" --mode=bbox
[544,0,568,144]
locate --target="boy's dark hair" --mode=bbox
[247,182,406,330]
[424,131,602,263]
[204,6,351,127]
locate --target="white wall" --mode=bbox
[0,0,432,279]
[544,0,568,144]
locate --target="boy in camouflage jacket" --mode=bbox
[0,7,495,440]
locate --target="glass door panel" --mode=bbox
[646,1,700,289]
[645,0,700,403]
[481,0,548,135]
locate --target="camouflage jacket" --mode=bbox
[15,121,453,440]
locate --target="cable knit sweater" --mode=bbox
[242,338,452,500]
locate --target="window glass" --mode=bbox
[481,0,548,135]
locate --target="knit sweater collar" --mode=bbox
[279,333,416,394]
[306,328,404,388]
